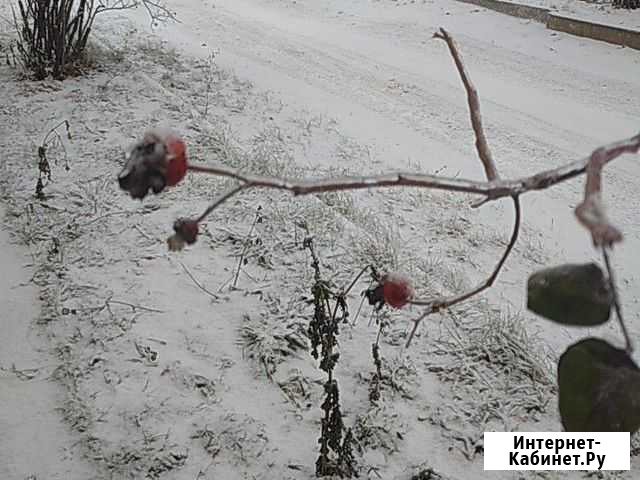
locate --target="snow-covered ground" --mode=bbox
[1,0,639,478]
[0,204,94,479]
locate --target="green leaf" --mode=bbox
[558,338,640,432]
[527,263,612,326]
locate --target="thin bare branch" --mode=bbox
[107,299,164,313]
[195,183,247,223]
[232,206,262,289]
[434,28,499,181]
[43,119,71,145]
[139,0,178,25]
[96,0,176,21]
[180,261,220,301]
[342,264,374,297]
[405,196,521,347]
[187,133,640,227]
[602,248,632,352]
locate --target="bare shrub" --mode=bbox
[12,0,175,79]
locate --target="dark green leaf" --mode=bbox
[558,338,640,432]
[527,263,612,326]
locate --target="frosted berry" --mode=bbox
[381,273,414,309]
[167,218,199,251]
[118,128,188,199]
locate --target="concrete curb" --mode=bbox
[457,0,640,50]
[547,12,640,50]
[457,0,550,21]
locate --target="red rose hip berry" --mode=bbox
[164,135,188,187]
[167,218,199,251]
[381,273,414,309]
[118,128,189,199]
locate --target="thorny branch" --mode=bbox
[152,29,639,348]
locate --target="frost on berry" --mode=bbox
[118,129,188,199]
[382,273,414,308]
[167,218,199,251]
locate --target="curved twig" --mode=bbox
[195,183,247,223]
[405,196,521,347]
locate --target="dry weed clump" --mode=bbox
[408,465,451,480]
[239,312,308,380]
[34,119,72,199]
[423,305,553,459]
[193,413,273,466]
[348,211,401,273]
[100,440,188,479]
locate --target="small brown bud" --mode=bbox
[167,218,199,251]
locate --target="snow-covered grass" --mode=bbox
[1,0,639,479]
